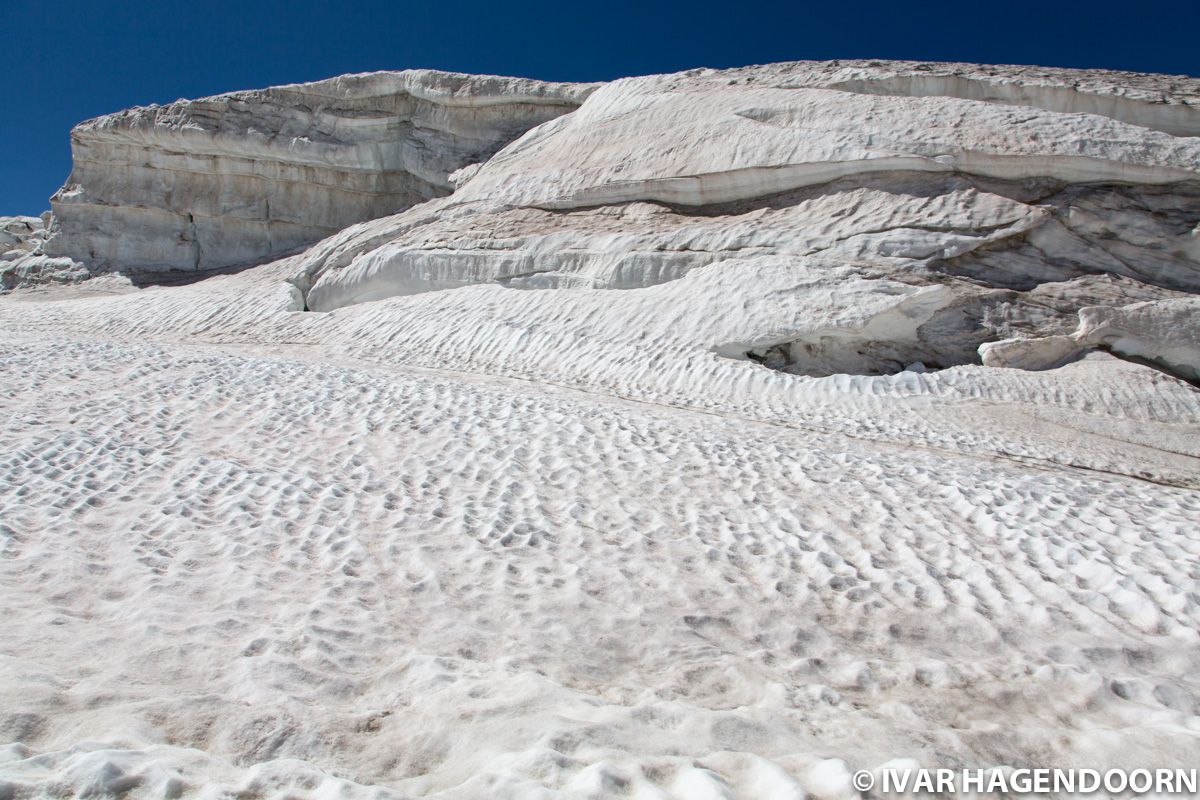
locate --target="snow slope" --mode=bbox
[2,60,1199,799]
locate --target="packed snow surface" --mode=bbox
[2,61,1200,799]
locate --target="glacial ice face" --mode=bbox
[287,62,1200,383]
[981,297,1200,383]
[0,214,88,290]
[42,70,595,274]
[452,79,1200,211]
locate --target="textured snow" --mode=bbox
[2,60,1200,800]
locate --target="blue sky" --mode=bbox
[2,0,1197,215]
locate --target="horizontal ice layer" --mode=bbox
[812,62,1200,136]
[301,176,1047,308]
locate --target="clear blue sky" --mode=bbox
[2,0,1197,215]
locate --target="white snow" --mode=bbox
[2,60,1199,799]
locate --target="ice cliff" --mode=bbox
[38,70,593,273]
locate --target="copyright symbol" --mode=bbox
[852,769,875,792]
